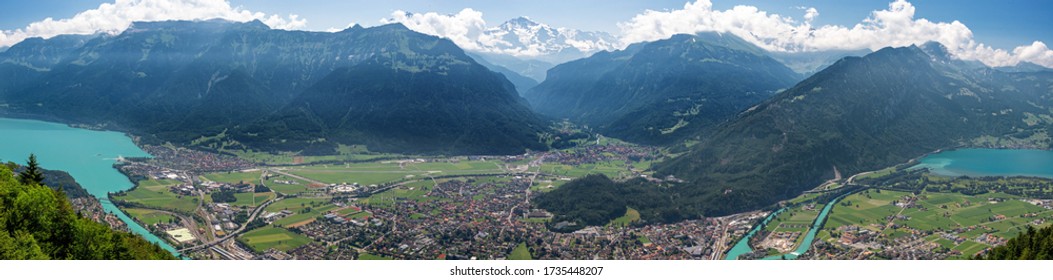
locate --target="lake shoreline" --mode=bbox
[0,116,181,257]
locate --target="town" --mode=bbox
[105,141,766,260]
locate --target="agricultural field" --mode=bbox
[123,208,178,225]
[360,183,436,208]
[265,197,330,213]
[112,179,198,213]
[265,197,340,228]
[823,190,909,231]
[819,189,1053,256]
[227,144,397,165]
[266,176,312,194]
[230,192,277,208]
[764,204,820,234]
[238,226,314,253]
[283,159,506,187]
[201,170,261,185]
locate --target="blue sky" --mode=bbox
[1,0,1049,49]
[0,0,1050,67]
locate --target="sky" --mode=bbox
[0,0,1051,67]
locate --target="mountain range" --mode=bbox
[0,19,549,156]
[534,41,1053,224]
[526,32,802,145]
[475,17,618,65]
[5,18,1053,224]
[653,42,1053,216]
[453,17,619,84]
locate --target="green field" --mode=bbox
[820,188,1053,256]
[267,177,311,194]
[272,205,338,227]
[202,171,262,185]
[856,166,898,180]
[238,226,313,252]
[361,184,435,208]
[123,208,178,225]
[284,159,505,187]
[138,179,182,189]
[768,205,821,232]
[230,192,276,208]
[608,207,640,227]
[824,190,910,231]
[113,179,198,213]
[509,242,532,260]
[265,197,329,213]
[227,144,396,165]
[264,197,338,227]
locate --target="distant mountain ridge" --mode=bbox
[479,17,618,64]
[526,32,802,145]
[652,42,1053,216]
[448,17,618,83]
[0,19,549,156]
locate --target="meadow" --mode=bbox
[238,226,313,252]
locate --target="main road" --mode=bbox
[178,172,279,254]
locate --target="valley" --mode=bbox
[98,133,753,260]
[726,149,1053,260]
[2,6,1053,263]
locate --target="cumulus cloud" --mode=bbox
[0,0,307,47]
[382,9,496,51]
[619,0,1053,68]
[802,7,818,23]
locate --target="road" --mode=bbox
[268,168,326,186]
[178,174,278,254]
[507,152,546,226]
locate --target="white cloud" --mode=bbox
[803,7,818,23]
[382,9,495,51]
[618,0,1053,68]
[0,0,307,47]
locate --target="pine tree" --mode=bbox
[18,154,44,186]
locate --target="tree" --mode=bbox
[0,164,174,259]
[18,154,44,186]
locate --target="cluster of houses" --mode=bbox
[837,225,877,245]
[260,210,294,223]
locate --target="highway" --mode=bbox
[178,172,278,254]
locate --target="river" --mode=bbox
[0,117,179,256]
[726,148,1053,259]
[724,194,847,260]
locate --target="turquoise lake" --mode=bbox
[913,148,1053,178]
[0,117,178,256]
[726,148,1053,260]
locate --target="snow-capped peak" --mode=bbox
[480,17,617,60]
[385,11,618,63]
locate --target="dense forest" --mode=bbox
[0,163,174,259]
[976,226,1053,260]
[3,160,90,199]
[533,174,687,230]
